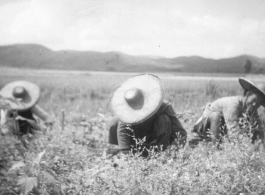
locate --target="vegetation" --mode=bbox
[0,71,265,195]
[244,60,252,74]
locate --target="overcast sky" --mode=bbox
[1,0,265,59]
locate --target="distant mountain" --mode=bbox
[0,44,264,74]
[171,55,265,73]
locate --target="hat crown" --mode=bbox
[124,88,144,110]
[12,86,27,99]
[111,74,163,124]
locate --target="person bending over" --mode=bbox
[0,81,53,136]
[189,78,265,147]
[108,74,187,157]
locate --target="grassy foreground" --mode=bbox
[1,71,265,195]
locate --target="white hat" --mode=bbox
[110,74,164,124]
[0,81,40,111]
[239,77,265,106]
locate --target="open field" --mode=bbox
[1,68,265,195]
[0,68,253,114]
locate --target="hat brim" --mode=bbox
[111,74,164,125]
[239,78,265,105]
[0,81,40,111]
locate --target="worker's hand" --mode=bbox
[1,126,10,135]
[106,148,120,156]
[120,149,130,155]
[106,148,130,158]
[44,117,54,128]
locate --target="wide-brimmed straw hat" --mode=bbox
[239,77,265,105]
[0,81,40,111]
[110,74,164,125]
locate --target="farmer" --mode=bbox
[189,78,265,147]
[0,81,54,136]
[107,74,187,157]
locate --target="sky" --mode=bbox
[0,0,265,59]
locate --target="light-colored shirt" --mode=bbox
[203,96,245,131]
[31,105,53,124]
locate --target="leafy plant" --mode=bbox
[6,150,60,195]
[1,74,264,194]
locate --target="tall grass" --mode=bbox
[1,71,264,195]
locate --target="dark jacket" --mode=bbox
[117,100,187,151]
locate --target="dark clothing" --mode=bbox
[109,100,187,154]
[18,109,35,120]
[1,105,51,136]
[17,110,36,135]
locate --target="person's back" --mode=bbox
[107,74,187,156]
[190,78,265,147]
[116,100,186,153]
[204,96,244,130]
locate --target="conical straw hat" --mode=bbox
[239,77,265,105]
[110,74,164,124]
[0,81,40,111]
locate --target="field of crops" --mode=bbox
[1,69,265,195]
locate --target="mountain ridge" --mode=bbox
[0,44,264,74]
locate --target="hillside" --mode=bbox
[0,44,264,73]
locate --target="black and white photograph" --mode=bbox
[0,0,265,194]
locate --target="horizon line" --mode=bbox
[0,43,264,60]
